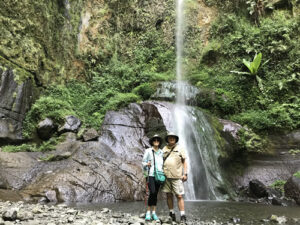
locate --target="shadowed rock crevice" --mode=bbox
[0,69,37,145]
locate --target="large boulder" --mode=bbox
[0,101,169,203]
[249,179,268,198]
[58,116,81,134]
[284,175,300,205]
[0,69,36,144]
[37,118,57,140]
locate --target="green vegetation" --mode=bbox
[0,0,83,84]
[237,128,266,153]
[39,153,71,161]
[288,149,300,156]
[189,10,300,133]
[22,28,175,137]
[270,180,286,194]
[294,171,300,178]
[1,137,61,152]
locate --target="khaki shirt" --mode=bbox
[163,144,186,179]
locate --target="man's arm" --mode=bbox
[182,158,188,182]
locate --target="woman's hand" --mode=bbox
[147,161,151,168]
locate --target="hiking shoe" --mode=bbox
[180,215,187,224]
[169,212,176,222]
[152,213,159,221]
[145,213,151,221]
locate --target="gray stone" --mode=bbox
[270,215,287,224]
[64,132,77,141]
[37,118,57,140]
[59,116,81,134]
[219,119,242,139]
[2,208,18,221]
[284,175,300,205]
[249,179,268,198]
[45,190,58,203]
[82,128,99,142]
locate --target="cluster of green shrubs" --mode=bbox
[269,171,300,194]
[23,29,175,138]
[188,10,299,132]
[270,180,286,194]
[2,137,61,153]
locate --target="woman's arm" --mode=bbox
[142,149,150,169]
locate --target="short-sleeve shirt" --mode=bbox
[163,144,186,179]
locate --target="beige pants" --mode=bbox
[161,178,184,195]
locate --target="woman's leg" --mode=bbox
[148,176,156,206]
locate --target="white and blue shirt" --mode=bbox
[142,147,164,177]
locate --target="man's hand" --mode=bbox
[147,161,151,168]
[182,174,187,182]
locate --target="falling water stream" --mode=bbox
[173,0,224,200]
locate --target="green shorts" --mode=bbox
[161,178,184,196]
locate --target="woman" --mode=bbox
[142,134,164,221]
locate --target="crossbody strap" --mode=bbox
[152,149,157,173]
[163,145,176,162]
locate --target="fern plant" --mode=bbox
[231,52,264,92]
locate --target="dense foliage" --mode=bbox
[23,28,175,137]
[22,2,299,140]
[188,10,300,132]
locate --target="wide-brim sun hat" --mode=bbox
[165,132,179,143]
[149,134,163,146]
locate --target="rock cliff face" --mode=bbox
[0,69,36,144]
[0,101,169,203]
[233,130,300,188]
[0,0,216,85]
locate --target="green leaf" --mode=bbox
[230,70,251,75]
[278,81,283,90]
[256,75,264,91]
[242,59,252,73]
[252,52,262,74]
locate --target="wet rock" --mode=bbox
[0,180,7,189]
[0,69,36,144]
[270,215,287,224]
[38,197,48,204]
[82,128,99,142]
[151,81,200,105]
[0,152,39,190]
[45,190,58,203]
[58,116,81,134]
[219,119,242,139]
[2,208,18,221]
[37,118,57,140]
[64,132,77,141]
[230,217,241,223]
[249,179,268,198]
[284,175,300,205]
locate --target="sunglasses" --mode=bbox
[153,138,160,142]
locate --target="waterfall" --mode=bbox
[173,0,224,200]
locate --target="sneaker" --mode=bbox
[169,212,176,222]
[152,213,159,221]
[180,215,187,224]
[145,213,151,221]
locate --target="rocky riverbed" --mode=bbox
[0,201,225,225]
[1,200,300,225]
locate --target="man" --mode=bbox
[161,132,188,223]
